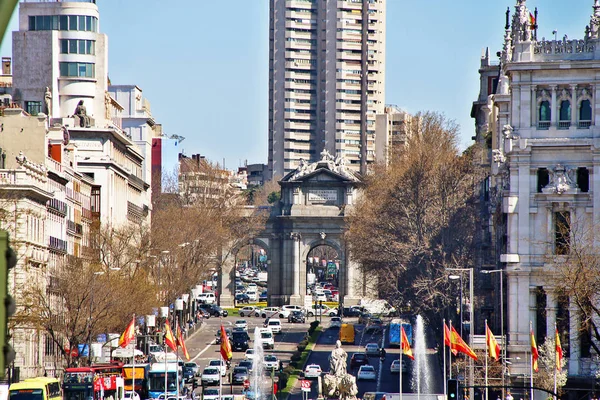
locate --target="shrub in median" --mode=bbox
[308,320,319,335]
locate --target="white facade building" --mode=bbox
[268,0,386,177]
[478,0,600,387]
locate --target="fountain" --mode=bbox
[248,327,269,400]
[411,315,432,396]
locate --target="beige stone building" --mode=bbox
[268,0,386,178]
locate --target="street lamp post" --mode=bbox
[88,271,104,365]
[482,269,505,400]
[447,268,474,400]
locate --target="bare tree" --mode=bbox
[346,111,485,330]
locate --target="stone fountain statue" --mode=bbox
[321,340,358,400]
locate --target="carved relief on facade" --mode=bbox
[541,164,578,195]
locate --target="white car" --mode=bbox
[267,318,282,334]
[304,364,322,379]
[263,354,280,370]
[208,359,227,376]
[357,365,377,380]
[248,283,258,289]
[256,328,275,349]
[201,367,220,386]
[329,317,342,329]
[256,307,280,318]
[244,349,255,360]
[238,306,257,317]
[202,388,220,400]
[123,392,140,400]
[390,359,401,373]
[279,305,304,318]
[235,319,248,330]
[306,304,338,317]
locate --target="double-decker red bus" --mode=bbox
[63,362,124,400]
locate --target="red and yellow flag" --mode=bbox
[220,324,232,361]
[450,326,478,361]
[555,328,563,371]
[530,329,539,372]
[529,12,536,28]
[118,316,135,348]
[176,325,190,360]
[164,321,177,352]
[444,323,458,355]
[486,324,501,361]
[401,326,414,360]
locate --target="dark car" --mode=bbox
[232,366,249,385]
[238,360,253,373]
[342,306,362,317]
[235,293,250,304]
[259,291,268,302]
[231,331,250,351]
[201,304,228,318]
[288,310,306,323]
[350,352,369,369]
[358,312,373,325]
[365,318,383,333]
[182,365,195,383]
[215,328,232,344]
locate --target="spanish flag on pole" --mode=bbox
[450,326,478,361]
[176,324,190,361]
[555,328,563,371]
[164,320,177,352]
[220,324,232,361]
[118,316,135,348]
[444,323,458,355]
[486,323,501,361]
[401,326,414,360]
[530,327,539,372]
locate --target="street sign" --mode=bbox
[300,380,311,392]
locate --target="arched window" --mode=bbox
[559,100,571,121]
[579,99,592,129]
[558,100,571,129]
[540,101,551,120]
[580,99,592,121]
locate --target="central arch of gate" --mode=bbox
[219,152,365,308]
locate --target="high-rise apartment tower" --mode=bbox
[268,0,386,178]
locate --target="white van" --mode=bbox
[256,328,274,349]
[246,290,257,302]
[198,292,216,304]
[267,319,282,334]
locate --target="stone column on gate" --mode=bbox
[290,232,302,305]
[218,252,236,308]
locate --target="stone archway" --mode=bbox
[218,152,364,308]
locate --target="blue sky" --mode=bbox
[0,1,595,169]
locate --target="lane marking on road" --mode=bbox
[191,340,217,362]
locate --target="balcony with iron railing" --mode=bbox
[558,121,571,130]
[66,220,83,236]
[48,236,67,253]
[82,207,93,220]
[538,121,551,130]
[48,198,67,215]
[579,120,592,129]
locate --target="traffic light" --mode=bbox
[0,230,16,378]
[447,379,459,400]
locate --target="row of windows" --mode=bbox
[338,79,361,85]
[336,139,361,145]
[538,99,592,129]
[285,78,315,84]
[337,68,362,74]
[286,89,315,94]
[29,15,98,32]
[60,39,95,55]
[285,108,315,114]
[288,8,312,13]
[337,99,362,104]
[285,149,315,154]
[287,59,316,65]
[285,98,314,104]
[287,18,316,25]
[337,28,362,35]
[286,37,317,44]
[59,62,95,78]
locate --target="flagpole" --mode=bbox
[399,343,403,400]
[176,319,181,400]
[164,321,168,400]
[485,320,489,400]
[529,321,534,400]
[443,319,447,396]
[132,314,136,400]
[449,320,453,380]
[554,323,557,400]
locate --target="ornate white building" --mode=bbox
[476,0,600,389]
